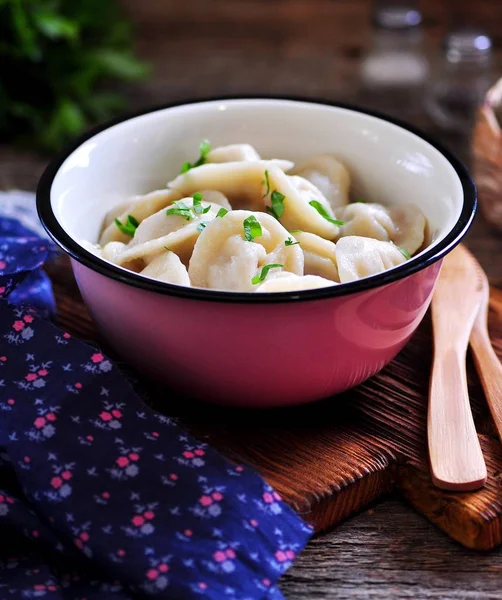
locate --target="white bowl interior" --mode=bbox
[51,99,463,252]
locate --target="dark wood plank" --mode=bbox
[281,499,502,599]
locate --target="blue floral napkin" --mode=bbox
[0,193,313,599]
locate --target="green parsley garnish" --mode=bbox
[192,192,211,215]
[290,229,302,234]
[356,198,366,203]
[166,200,194,221]
[252,264,284,285]
[398,247,411,260]
[164,246,171,252]
[114,215,139,238]
[285,237,299,246]
[243,215,263,242]
[266,190,285,220]
[309,200,345,226]
[262,170,271,198]
[216,207,228,218]
[180,140,212,174]
[196,222,208,233]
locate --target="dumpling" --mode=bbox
[263,168,342,240]
[390,204,427,256]
[140,250,190,286]
[114,196,226,267]
[335,203,394,242]
[100,189,181,245]
[189,210,304,292]
[335,236,407,283]
[101,241,126,263]
[292,231,339,282]
[255,272,335,292]
[335,202,425,255]
[292,154,351,210]
[167,160,294,210]
[207,144,261,163]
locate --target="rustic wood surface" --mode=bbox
[3,0,502,597]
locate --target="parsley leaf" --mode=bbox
[180,140,212,173]
[290,229,302,234]
[285,237,299,246]
[243,215,263,242]
[266,190,285,220]
[216,207,228,218]
[114,214,139,237]
[309,200,345,226]
[196,222,208,233]
[166,200,193,221]
[262,170,270,198]
[252,264,284,285]
[356,198,366,203]
[192,192,211,215]
[398,247,411,260]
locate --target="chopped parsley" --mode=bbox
[309,200,345,226]
[356,198,366,203]
[290,229,302,234]
[216,207,228,218]
[252,264,284,285]
[398,246,411,260]
[266,190,285,220]
[285,237,299,246]
[196,221,208,233]
[262,170,271,197]
[243,215,263,242]
[180,140,211,173]
[114,215,139,237]
[164,246,171,252]
[192,192,211,215]
[166,200,194,220]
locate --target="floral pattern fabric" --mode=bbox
[0,201,313,598]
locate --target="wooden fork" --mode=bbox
[468,250,502,444]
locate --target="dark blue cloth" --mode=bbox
[0,210,313,598]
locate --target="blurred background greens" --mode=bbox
[0,0,148,152]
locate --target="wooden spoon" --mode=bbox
[429,244,487,491]
[468,251,502,444]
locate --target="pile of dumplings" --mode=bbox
[85,142,427,293]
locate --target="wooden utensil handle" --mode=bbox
[470,328,502,443]
[428,346,487,491]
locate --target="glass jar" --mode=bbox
[426,31,493,133]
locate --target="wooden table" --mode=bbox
[2,1,502,597]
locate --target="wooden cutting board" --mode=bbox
[48,256,502,551]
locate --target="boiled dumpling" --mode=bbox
[207,144,261,163]
[189,210,303,292]
[292,231,339,282]
[140,250,190,286]
[335,202,425,255]
[292,154,351,210]
[389,204,426,256]
[100,189,182,245]
[167,160,293,210]
[335,236,407,283]
[114,196,226,267]
[255,272,335,292]
[263,168,343,240]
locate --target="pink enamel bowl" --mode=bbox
[37,98,476,407]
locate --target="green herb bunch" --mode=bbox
[0,0,149,152]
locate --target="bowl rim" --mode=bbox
[37,96,477,304]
